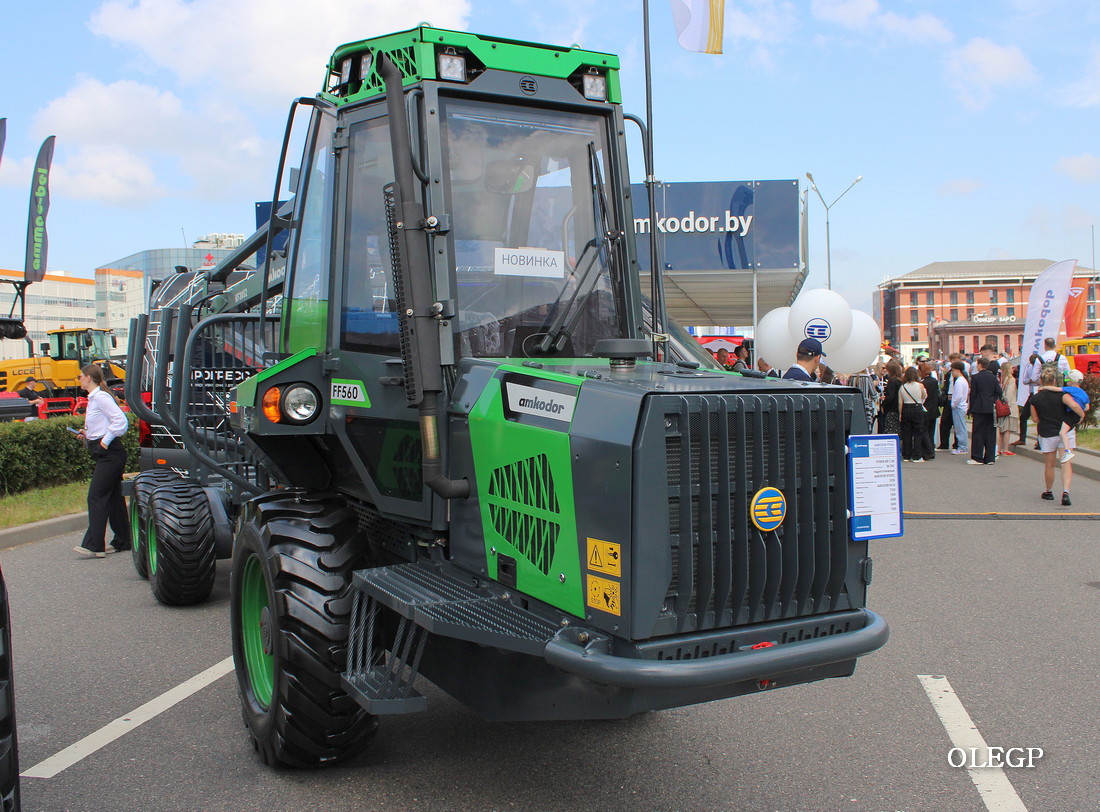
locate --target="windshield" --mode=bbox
[49,330,110,362]
[442,100,626,358]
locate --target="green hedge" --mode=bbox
[0,415,140,495]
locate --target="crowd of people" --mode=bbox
[715,336,1091,506]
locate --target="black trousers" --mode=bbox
[1018,395,1031,442]
[971,412,997,464]
[923,412,938,458]
[901,405,932,460]
[81,439,131,552]
[938,403,956,448]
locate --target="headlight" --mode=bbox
[281,384,320,424]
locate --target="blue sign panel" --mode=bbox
[631,179,799,272]
[254,200,291,266]
[846,434,904,541]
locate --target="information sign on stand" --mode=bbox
[847,434,903,540]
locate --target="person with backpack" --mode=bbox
[1030,366,1086,506]
[1038,368,1090,463]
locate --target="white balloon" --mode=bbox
[754,307,800,371]
[788,288,853,353]
[824,310,882,374]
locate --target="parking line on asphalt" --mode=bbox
[918,675,1028,812]
[21,656,235,779]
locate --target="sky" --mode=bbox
[1,0,1098,313]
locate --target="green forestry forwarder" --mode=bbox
[124,26,890,769]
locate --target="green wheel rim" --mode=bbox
[240,554,275,709]
[146,516,157,576]
[129,500,140,547]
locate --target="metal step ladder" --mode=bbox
[342,563,562,714]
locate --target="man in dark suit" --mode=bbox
[917,359,939,460]
[967,356,1003,465]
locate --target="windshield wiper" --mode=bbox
[538,142,620,354]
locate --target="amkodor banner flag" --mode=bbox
[24,135,56,283]
[1020,258,1077,360]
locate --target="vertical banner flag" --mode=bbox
[1017,259,1077,394]
[0,118,7,168]
[24,135,56,283]
[670,0,725,54]
[1064,278,1089,338]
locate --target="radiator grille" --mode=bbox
[651,393,855,634]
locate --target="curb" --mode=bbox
[0,513,87,551]
[1011,443,1100,483]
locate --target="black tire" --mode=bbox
[129,470,180,579]
[0,566,20,811]
[147,481,216,606]
[230,491,377,768]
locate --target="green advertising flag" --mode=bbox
[24,135,55,283]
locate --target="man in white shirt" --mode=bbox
[949,361,970,455]
[1017,337,1070,447]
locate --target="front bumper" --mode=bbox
[545,609,889,690]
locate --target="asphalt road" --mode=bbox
[2,449,1097,812]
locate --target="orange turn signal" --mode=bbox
[262,386,282,423]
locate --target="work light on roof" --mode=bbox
[582,69,607,102]
[359,52,374,81]
[340,58,353,85]
[438,48,467,82]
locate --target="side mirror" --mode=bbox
[83,334,94,348]
[40,342,50,354]
[111,335,118,349]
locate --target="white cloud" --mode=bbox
[944,38,1036,109]
[811,0,878,29]
[1057,45,1100,107]
[810,0,950,43]
[51,145,165,206]
[937,178,984,197]
[89,0,472,103]
[727,1,799,43]
[877,12,952,44]
[33,76,270,206]
[1055,153,1100,183]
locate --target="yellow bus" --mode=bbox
[1059,334,1100,375]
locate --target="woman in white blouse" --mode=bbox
[74,365,132,558]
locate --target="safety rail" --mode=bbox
[178,312,279,496]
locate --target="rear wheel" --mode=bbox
[230,491,377,768]
[129,470,179,579]
[0,566,20,811]
[147,481,216,606]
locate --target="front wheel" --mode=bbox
[230,491,377,768]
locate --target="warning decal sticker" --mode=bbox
[586,574,621,616]
[586,538,621,578]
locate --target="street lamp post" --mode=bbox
[805,172,862,290]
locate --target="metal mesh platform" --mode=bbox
[353,564,560,656]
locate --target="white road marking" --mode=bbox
[918,674,1029,812]
[21,656,235,779]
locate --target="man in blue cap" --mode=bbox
[783,338,825,381]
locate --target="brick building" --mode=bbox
[874,259,1098,361]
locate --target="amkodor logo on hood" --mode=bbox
[750,487,786,532]
[506,382,577,423]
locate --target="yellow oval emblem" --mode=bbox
[750,486,786,532]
